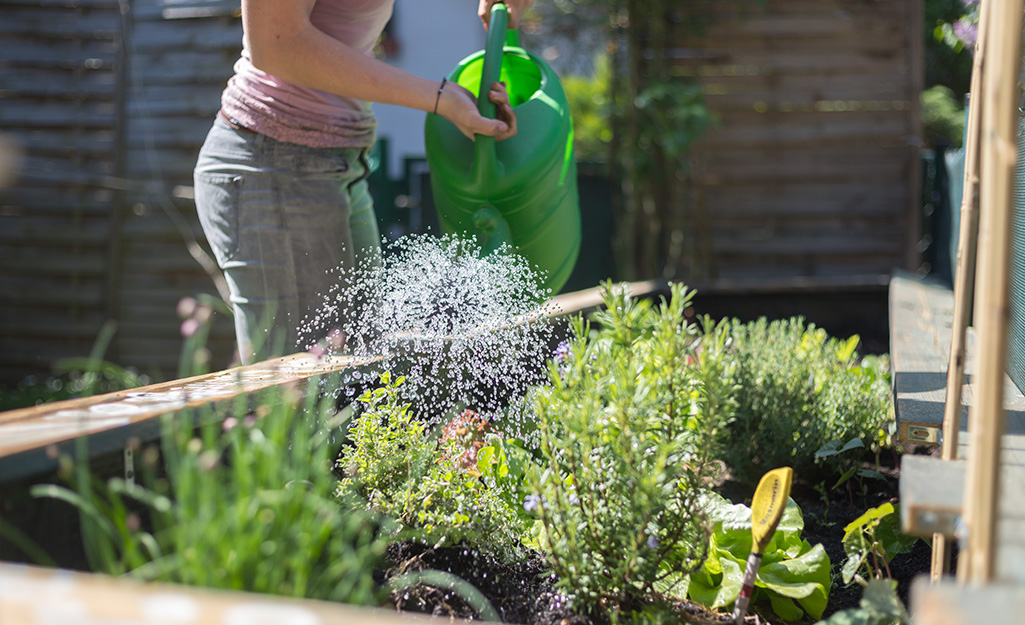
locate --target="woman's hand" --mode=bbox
[437,80,517,141]
[478,0,534,31]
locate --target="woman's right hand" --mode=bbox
[437,80,517,142]
[478,0,534,31]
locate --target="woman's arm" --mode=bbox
[242,0,515,139]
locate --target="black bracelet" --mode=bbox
[434,77,447,115]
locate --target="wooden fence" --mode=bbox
[0,0,924,385]
[679,0,922,284]
[0,0,241,384]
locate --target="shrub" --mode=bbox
[528,282,738,615]
[922,85,965,148]
[715,317,893,487]
[337,372,525,559]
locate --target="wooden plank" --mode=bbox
[912,579,1025,625]
[0,563,439,625]
[962,0,1024,583]
[0,256,107,278]
[0,17,119,40]
[709,232,903,255]
[703,184,905,217]
[698,117,909,149]
[129,19,242,52]
[2,0,118,7]
[900,455,964,537]
[0,41,118,66]
[0,352,382,480]
[889,271,958,442]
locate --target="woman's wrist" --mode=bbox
[433,78,447,115]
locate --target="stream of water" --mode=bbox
[299,234,559,432]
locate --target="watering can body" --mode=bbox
[424,5,581,295]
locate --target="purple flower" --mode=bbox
[553,340,571,364]
[647,535,660,550]
[523,494,541,512]
[180,318,200,338]
[953,18,977,48]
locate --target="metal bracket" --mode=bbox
[899,422,942,445]
[124,446,135,485]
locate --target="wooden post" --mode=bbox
[960,0,1022,584]
[934,0,988,581]
[905,0,925,273]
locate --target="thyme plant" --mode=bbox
[714,317,893,486]
[529,282,737,615]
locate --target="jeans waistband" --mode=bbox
[217,109,255,134]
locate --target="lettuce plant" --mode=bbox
[683,492,832,622]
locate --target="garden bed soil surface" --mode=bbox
[384,446,934,625]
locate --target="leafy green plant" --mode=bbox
[840,502,919,587]
[527,282,738,615]
[715,317,893,487]
[815,438,888,503]
[816,579,910,625]
[337,372,525,559]
[33,376,387,605]
[922,85,966,148]
[681,492,832,622]
[817,502,918,625]
[0,321,150,410]
[561,53,613,162]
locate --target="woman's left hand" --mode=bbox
[478,0,534,31]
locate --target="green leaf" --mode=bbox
[841,549,866,585]
[844,503,895,539]
[833,466,858,489]
[856,468,886,481]
[836,335,861,363]
[689,546,744,608]
[873,504,920,562]
[768,593,805,621]
[757,543,831,619]
[861,578,909,623]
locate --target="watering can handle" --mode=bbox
[477,2,508,121]
[471,2,508,186]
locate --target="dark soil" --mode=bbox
[382,446,935,625]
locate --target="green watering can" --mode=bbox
[424,3,581,295]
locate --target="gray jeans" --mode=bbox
[194,116,381,363]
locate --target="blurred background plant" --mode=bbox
[524,0,717,281]
[0,293,228,411]
[921,85,966,149]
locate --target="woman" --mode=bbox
[194,0,531,363]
